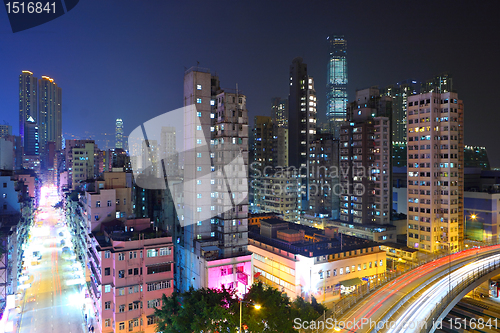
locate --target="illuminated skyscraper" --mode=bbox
[38,76,62,155]
[288,57,316,206]
[19,71,38,147]
[24,117,39,156]
[115,118,123,149]
[326,35,348,138]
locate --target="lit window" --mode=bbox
[197,98,202,104]
[197,153,202,158]
[104,284,111,293]
[197,112,202,117]
[197,125,202,131]
[196,84,202,90]
[197,207,202,212]
[211,232,215,237]
[197,139,202,144]
[210,100,215,106]
[197,194,202,198]
[197,167,202,171]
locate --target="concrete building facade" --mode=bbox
[406,91,464,253]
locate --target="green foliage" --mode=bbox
[155,282,326,332]
[155,287,237,332]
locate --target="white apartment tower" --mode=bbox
[178,67,252,294]
[406,91,464,253]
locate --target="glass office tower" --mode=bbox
[326,35,347,138]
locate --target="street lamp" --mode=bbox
[239,299,261,333]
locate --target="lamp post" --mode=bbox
[239,299,260,333]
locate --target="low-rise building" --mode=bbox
[0,171,35,302]
[379,242,418,270]
[89,219,174,333]
[326,220,397,243]
[248,218,387,302]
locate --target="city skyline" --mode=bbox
[0,1,499,167]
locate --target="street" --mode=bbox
[17,187,86,333]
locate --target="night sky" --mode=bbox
[1,0,499,166]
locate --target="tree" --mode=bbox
[241,282,294,332]
[155,282,327,332]
[155,287,237,332]
[291,295,327,323]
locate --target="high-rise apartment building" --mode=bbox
[271,98,289,168]
[380,80,419,143]
[19,71,38,147]
[212,89,249,258]
[464,146,490,170]
[392,142,407,167]
[65,140,98,190]
[326,35,348,137]
[273,126,288,168]
[38,76,62,159]
[309,133,339,218]
[288,57,316,205]
[116,119,124,149]
[340,87,392,225]
[255,170,300,222]
[0,125,12,138]
[421,73,453,94]
[160,126,178,176]
[271,97,288,128]
[406,91,464,253]
[177,67,252,294]
[252,116,274,171]
[23,118,39,156]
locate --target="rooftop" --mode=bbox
[249,220,380,257]
[93,219,170,248]
[261,218,289,225]
[381,242,418,253]
[328,219,396,232]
